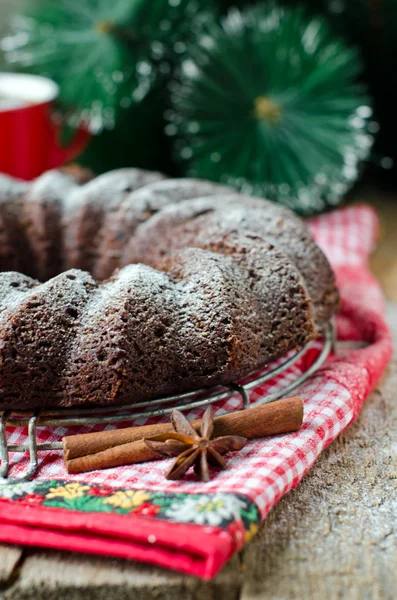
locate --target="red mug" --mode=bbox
[0,72,90,180]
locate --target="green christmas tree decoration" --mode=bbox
[3,0,216,132]
[168,3,374,214]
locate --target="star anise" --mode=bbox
[144,406,247,482]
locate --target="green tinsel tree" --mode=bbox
[3,0,215,132]
[167,3,374,214]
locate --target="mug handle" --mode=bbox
[47,122,91,170]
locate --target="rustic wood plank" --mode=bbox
[241,304,397,600]
[0,545,23,589]
[3,552,241,600]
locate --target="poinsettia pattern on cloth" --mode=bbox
[0,205,392,580]
[0,479,259,539]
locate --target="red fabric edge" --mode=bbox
[0,500,233,579]
[319,285,393,416]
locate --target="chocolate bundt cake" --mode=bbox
[0,168,339,410]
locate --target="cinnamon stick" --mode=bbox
[66,439,157,474]
[64,397,304,474]
[64,421,174,461]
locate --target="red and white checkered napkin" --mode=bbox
[0,205,392,579]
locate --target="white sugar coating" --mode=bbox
[27,170,78,202]
[92,263,173,311]
[0,269,96,322]
[0,272,38,314]
[0,174,29,201]
[62,168,166,215]
[126,177,231,214]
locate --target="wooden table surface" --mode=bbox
[1,186,397,600]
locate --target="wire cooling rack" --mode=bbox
[0,321,335,482]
